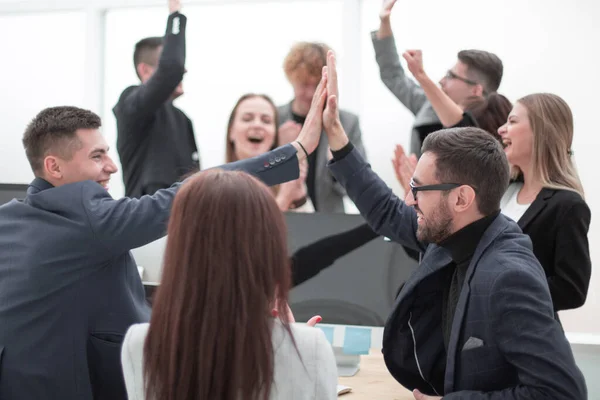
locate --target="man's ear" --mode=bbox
[43,156,63,180]
[136,63,151,82]
[472,84,484,97]
[454,185,477,212]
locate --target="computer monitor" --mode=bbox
[0,183,29,206]
[286,212,418,327]
[133,212,420,327]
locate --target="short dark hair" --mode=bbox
[458,50,503,94]
[421,127,509,215]
[22,106,101,175]
[133,36,163,78]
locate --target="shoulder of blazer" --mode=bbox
[540,188,587,211]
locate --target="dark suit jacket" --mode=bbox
[0,145,299,400]
[517,188,591,311]
[328,148,587,399]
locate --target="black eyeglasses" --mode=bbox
[445,70,478,86]
[409,179,461,201]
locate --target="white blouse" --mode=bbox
[121,320,338,400]
[500,182,531,222]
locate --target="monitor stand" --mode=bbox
[334,347,361,377]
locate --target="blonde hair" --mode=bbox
[283,42,331,83]
[515,93,584,198]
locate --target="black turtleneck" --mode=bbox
[438,211,500,349]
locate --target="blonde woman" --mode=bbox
[497,93,590,312]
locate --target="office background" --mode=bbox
[0,0,598,340]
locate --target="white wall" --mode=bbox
[0,0,599,336]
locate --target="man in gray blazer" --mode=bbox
[373,0,503,157]
[278,41,367,213]
[321,52,586,399]
[0,88,326,399]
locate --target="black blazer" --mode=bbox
[517,188,591,311]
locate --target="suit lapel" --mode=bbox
[517,188,554,231]
[443,215,508,393]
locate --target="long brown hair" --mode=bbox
[225,93,279,163]
[516,93,584,197]
[143,169,294,400]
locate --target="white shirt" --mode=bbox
[121,321,338,400]
[500,182,531,222]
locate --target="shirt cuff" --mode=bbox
[331,142,354,161]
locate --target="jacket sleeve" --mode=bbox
[115,12,186,126]
[371,31,428,115]
[444,262,587,400]
[327,147,426,253]
[291,223,379,286]
[329,113,366,196]
[547,200,591,310]
[83,145,300,257]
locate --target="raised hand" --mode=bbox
[402,49,425,79]
[295,68,328,158]
[323,51,340,133]
[391,144,417,195]
[380,0,397,21]
[169,0,181,14]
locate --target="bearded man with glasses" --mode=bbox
[321,48,585,400]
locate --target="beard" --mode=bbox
[416,200,453,244]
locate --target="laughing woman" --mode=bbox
[225,93,313,212]
[497,93,591,313]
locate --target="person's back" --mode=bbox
[0,181,150,400]
[113,1,199,198]
[121,169,338,400]
[122,321,336,400]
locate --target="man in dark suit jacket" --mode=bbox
[0,90,326,398]
[320,52,586,399]
[114,0,198,198]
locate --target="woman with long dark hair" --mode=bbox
[121,169,338,400]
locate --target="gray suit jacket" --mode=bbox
[372,32,439,157]
[0,145,299,400]
[278,102,367,213]
[328,147,587,399]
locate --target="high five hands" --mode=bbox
[295,50,349,159]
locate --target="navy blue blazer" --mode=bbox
[328,148,587,399]
[0,145,299,400]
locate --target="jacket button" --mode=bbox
[263,162,269,168]
[275,157,281,163]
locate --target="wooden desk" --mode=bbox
[338,350,413,399]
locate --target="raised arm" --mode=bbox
[291,223,379,286]
[115,1,186,123]
[86,71,329,257]
[402,50,466,127]
[322,51,425,252]
[372,0,428,115]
